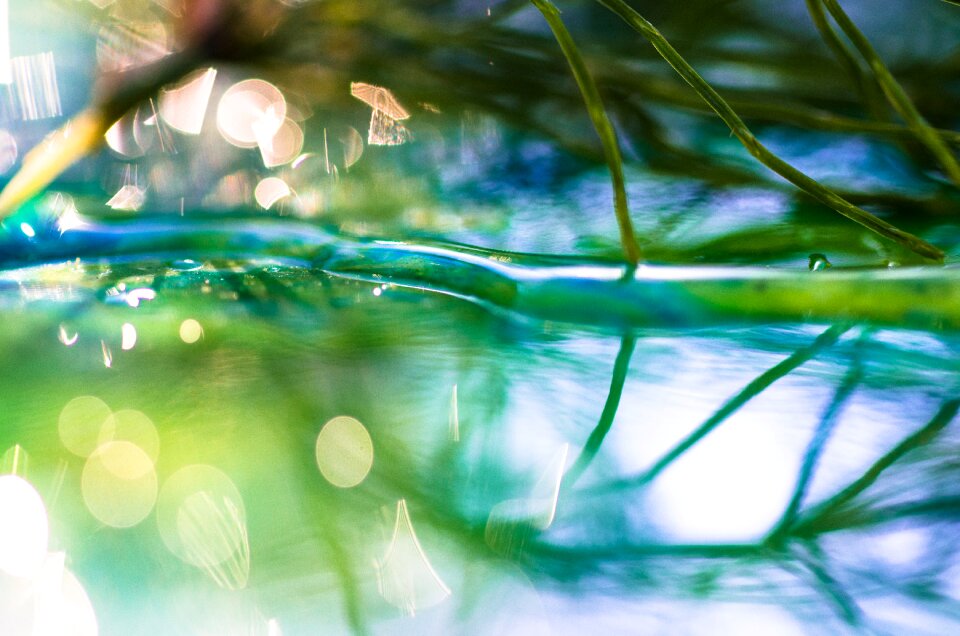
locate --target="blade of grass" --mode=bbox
[804,0,887,121]
[531,0,641,266]
[593,0,945,262]
[819,0,960,187]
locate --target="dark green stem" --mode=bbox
[532,0,641,265]
[820,0,960,187]
[592,0,945,262]
[767,344,863,544]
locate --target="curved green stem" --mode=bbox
[592,0,944,262]
[820,0,960,187]
[532,0,641,266]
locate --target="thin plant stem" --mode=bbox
[564,333,637,488]
[791,541,865,628]
[819,0,960,187]
[793,397,960,537]
[767,341,864,545]
[531,0,641,266]
[593,0,945,262]
[592,324,850,494]
[805,0,887,120]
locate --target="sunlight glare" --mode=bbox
[121,322,137,350]
[179,318,203,343]
[254,177,291,210]
[217,79,286,149]
[157,464,249,589]
[0,475,48,578]
[99,409,159,462]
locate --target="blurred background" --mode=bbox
[0,1,958,634]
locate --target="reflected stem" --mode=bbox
[766,333,866,545]
[564,332,637,488]
[594,324,850,495]
[792,397,960,537]
[790,541,866,628]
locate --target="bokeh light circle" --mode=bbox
[81,441,158,528]
[315,415,374,488]
[59,396,112,458]
[157,464,247,569]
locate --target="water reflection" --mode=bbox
[0,264,959,633]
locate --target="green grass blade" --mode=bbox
[593,0,945,262]
[804,0,887,120]
[531,0,641,265]
[820,0,960,187]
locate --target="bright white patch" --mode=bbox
[123,287,156,308]
[159,67,217,135]
[0,475,49,578]
[254,177,291,210]
[217,79,286,149]
[121,322,137,350]
[258,117,303,167]
[647,418,796,543]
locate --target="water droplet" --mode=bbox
[808,253,832,272]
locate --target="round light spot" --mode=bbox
[59,396,112,458]
[99,409,159,462]
[254,177,291,209]
[315,416,374,488]
[0,475,49,578]
[217,79,286,149]
[259,117,304,167]
[82,441,157,528]
[121,322,137,350]
[179,319,203,344]
[157,465,248,574]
